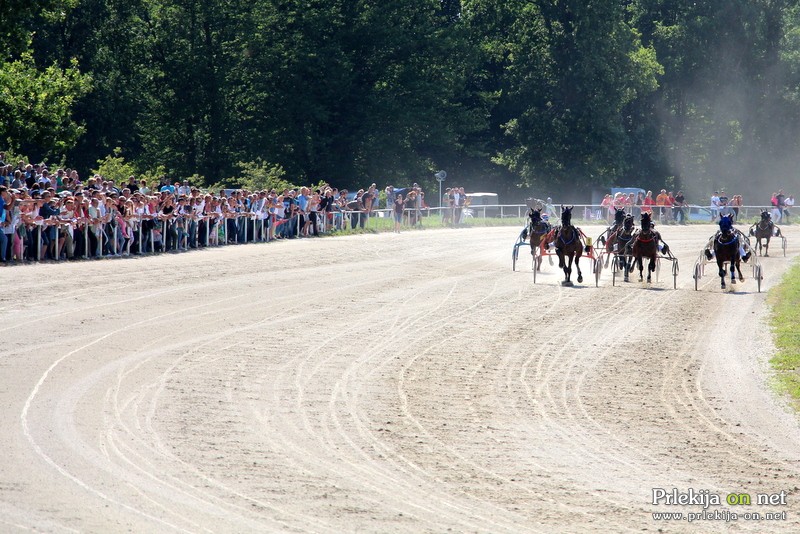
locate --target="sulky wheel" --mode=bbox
[672,259,679,289]
[756,265,763,293]
[594,258,602,287]
[694,262,701,291]
[612,255,619,286]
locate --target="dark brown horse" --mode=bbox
[610,214,636,281]
[749,210,781,257]
[599,207,627,267]
[631,212,667,283]
[527,208,551,271]
[712,214,745,290]
[548,205,585,285]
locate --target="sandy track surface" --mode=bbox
[2,223,800,533]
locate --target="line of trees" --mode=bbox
[3,0,800,202]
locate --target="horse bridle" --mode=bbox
[716,230,737,246]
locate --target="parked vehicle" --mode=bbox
[465,192,499,217]
[686,205,713,222]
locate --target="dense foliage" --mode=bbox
[3,0,800,202]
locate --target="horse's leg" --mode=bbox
[625,254,634,282]
[637,256,644,281]
[764,237,769,257]
[736,259,744,282]
[730,258,736,285]
[575,252,583,284]
[565,253,572,283]
[557,248,565,268]
[647,255,654,283]
[622,254,630,282]
[718,258,726,289]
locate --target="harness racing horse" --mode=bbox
[548,205,586,285]
[710,214,745,290]
[610,214,636,281]
[599,207,627,267]
[526,208,551,271]
[749,210,781,257]
[631,212,668,284]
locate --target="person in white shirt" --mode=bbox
[785,195,794,224]
[710,191,720,221]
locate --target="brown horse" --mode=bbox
[527,208,551,271]
[549,205,585,285]
[631,212,668,283]
[749,210,780,257]
[599,207,628,268]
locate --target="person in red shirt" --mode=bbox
[642,190,655,214]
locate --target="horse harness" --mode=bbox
[715,229,739,247]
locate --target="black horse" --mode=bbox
[631,212,670,283]
[710,214,746,290]
[749,210,781,257]
[547,205,586,285]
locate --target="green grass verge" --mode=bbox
[768,260,800,405]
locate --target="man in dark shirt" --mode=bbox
[672,191,686,224]
[126,176,139,193]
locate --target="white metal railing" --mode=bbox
[1,203,788,264]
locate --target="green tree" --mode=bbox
[0,0,91,161]
[467,0,662,195]
[92,147,136,184]
[0,54,91,158]
[631,0,800,201]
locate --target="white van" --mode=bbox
[465,192,499,217]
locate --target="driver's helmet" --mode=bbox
[542,214,549,222]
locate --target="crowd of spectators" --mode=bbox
[600,189,689,224]
[598,187,793,226]
[0,153,436,265]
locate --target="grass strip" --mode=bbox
[768,260,800,405]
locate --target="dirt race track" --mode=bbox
[2,223,800,533]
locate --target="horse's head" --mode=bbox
[613,207,626,225]
[719,213,734,234]
[561,205,573,227]
[529,208,542,225]
[640,212,652,232]
[623,214,634,232]
[760,210,771,222]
